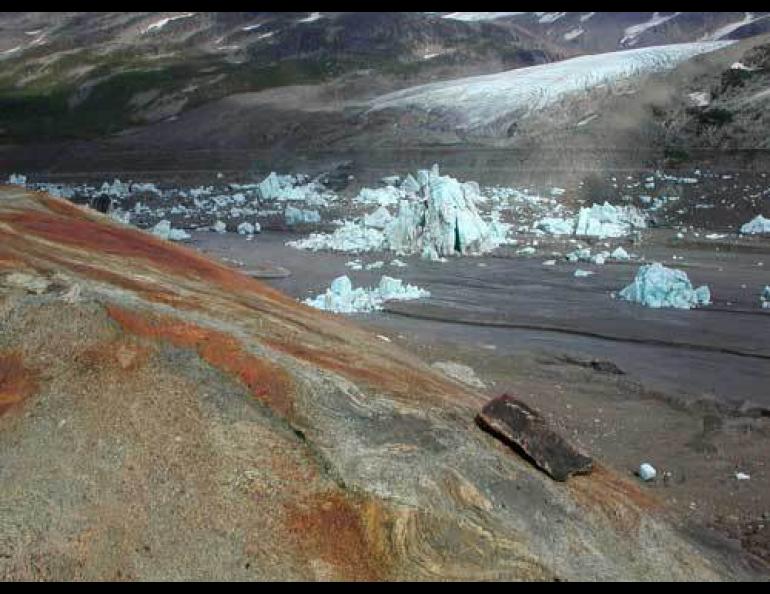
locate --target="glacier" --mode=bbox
[370,41,734,135]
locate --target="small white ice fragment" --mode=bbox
[152,220,191,241]
[639,463,657,481]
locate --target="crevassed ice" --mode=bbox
[289,166,511,257]
[618,263,711,309]
[370,41,733,134]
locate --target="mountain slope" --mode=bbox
[0,11,557,143]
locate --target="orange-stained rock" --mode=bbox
[0,352,37,418]
[107,305,295,420]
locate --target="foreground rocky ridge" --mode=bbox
[0,186,763,580]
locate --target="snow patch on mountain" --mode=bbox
[564,28,584,41]
[701,12,758,41]
[143,13,196,35]
[621,12,682,47]
[442,12,525,22]
[298,12,323,24]
[536,12,567,25]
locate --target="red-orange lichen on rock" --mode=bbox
[107,305,295,420]
[0,190,474,409]
[0,194,299,307]
[263,336,470,404]
[0,352,38,418]
[76,339,151,373]
[284,491,392,581]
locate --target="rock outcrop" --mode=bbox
[0,185,761,580]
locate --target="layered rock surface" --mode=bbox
[0,186,760,580]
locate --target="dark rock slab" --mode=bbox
[476,394,593,482]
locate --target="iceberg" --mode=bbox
[354,186,405,206]
[740,215,770,235]
[257,172,290,200]
[610,246,631,261]
[575,202,646,238]
[386,167,507,257]
[286,221,386,253]
[237,222,258,235]
[285,206,321,226]
[590,251,610,265]
[535,217,575,235]
[303,275,429,313]
[290,167,508,257]
[618,263,711,309]
[7,173,27,186]
[566,247,592,263]
[151,220,191,241]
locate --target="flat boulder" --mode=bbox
[476,394,593,481]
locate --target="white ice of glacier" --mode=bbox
[618,263,711,309]
[369,42,733,134]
